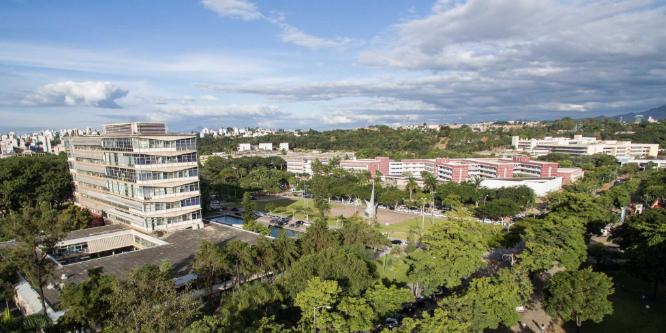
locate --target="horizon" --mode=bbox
[1,0,666,131]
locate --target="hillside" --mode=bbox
[615,105,666,121]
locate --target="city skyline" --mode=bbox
[1,0,666,130]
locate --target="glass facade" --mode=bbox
[65,123,203,232]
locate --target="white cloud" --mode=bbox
[150,104,284,120]
[200,0,359,50]
[0,42,271,79]
[200,0,263,20]
[268,16,359,50]
[23,81,128,108]
[200,95,218,101]
[361,0,666,70]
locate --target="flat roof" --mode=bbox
[62,224,127,241]
[44,223,260,306]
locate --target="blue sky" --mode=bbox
[1,0,665,131]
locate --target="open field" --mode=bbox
[252,196,446,239]
[577,271,665,333]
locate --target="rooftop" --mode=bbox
[44,223,260,306]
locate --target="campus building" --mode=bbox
[64,122,203,233]
[340,156,583,185]
[286,151,356,175]
[511,135,658,158]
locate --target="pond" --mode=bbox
[208,215,300,238]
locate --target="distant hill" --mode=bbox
[614,105,666,121]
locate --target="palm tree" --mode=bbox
[273,230,299,273]
[254,237,276,279]
[420,171,438,194]
[223,240,256,290]
[405,173,419,202]
[193,241,228,299]
[0,309,50,333]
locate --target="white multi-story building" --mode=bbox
[512,135,659,158]
[341,156,582,185]
[279,143,290,151]
[65,122,203,233]
[237,143,251,152]
[258,143,273,151]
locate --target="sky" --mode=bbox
[1,0,665,131]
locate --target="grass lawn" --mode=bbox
[378,216,445,239]
[377,253,411,284]
[576,271,665,333]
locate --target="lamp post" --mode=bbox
[313,305,332,333]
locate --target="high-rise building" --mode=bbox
[64,122,203,233]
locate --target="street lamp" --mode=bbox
[313,305,332,333]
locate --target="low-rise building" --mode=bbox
[340,156,583,187]
[258,143,273,151]
[512,134,658,158]
[480,177,563,197]
[237,143,251,152]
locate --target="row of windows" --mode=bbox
[53,242,88,258]
[133,152,197,165]
[141,182,199,198]
[147,210,201,226]
[137,168,198,181]
[102,138,133,151]
[106,167,136,182]
[144,196,200,212]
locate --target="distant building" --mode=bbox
[237,143,251,152]
[616,157,666,169]
[279,142,289,151]
[511,134,658,158]
[258,143,273,151]
[480,177,563,197]
[285,151,355,175]
[65,122,203,233]
[340,156,582,188]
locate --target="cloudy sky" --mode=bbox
[1,0,665,131]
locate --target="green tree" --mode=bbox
[548,191,611,235]
[339,216,388,249]
[407,220,487,295]
[0,310,50,333]
[104,264,201,333]
[544,268,614,332]
[386,308,470,333]
[405,175,419,202]
[223,240,257,290]
[242,192,255,224]
[440,268,532,332]
[476,198,521,223]
[0,154,72,215]
[331,296,375,332]
[365,283,413,319]
[299,219,338,254]
[420,171,438,194]
[294,277,340,328]
[215,282,285,332]
[273,229,299,273]
[281,246,375,297]
[57,204,94,230]
[519,215,587,272]
[59,267,115,331]
[611,208,666,299]
[193,240,228,299]
[2,203,69,316]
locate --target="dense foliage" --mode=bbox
[0,153,72,214]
